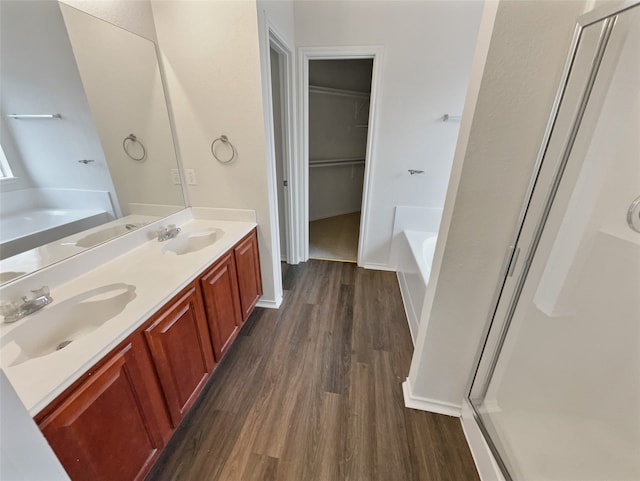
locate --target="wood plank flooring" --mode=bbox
[146,260,479,481]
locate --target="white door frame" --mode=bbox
[297,46,384,265]
[269,33,296,264]
[259,13,298,266]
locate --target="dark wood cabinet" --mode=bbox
[200,251,243,361]
[36,228,262,480]
[143,284,214,427]
[234,229,262,322]
[37,336,170,481]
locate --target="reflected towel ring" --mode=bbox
[211,135,236,164]
[123,134,146,161]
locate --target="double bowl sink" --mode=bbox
[0,226,224,369]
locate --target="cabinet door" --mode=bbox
[144,284,214,427]
[200,251,243,361]
[39,341,165,481]
[234,229,263,322]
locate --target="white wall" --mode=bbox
[152,0,280,305]
[0,1,118,200]
[258,0,295,47]
[295,0,484,268]
[308,60,370,221]
[0,371,69,480]
[406,0,590,411]
[309,163,365,221]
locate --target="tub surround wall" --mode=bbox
[405,0,590,414]
[0,188,117,259]
[0,0,118,201]
[0,188,115,219]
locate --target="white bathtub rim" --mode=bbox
[0,208,108,244]
[403,230,437,284]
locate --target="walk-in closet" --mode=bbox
[308,59,373,262]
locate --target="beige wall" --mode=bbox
[151,0,279,304]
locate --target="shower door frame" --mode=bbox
[461,1,640,480]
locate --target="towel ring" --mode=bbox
[123,134,146,161]
[211,135,236,164]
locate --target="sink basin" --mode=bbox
[75,223,147,248]
[0,283,136,367]
[162,228,223,255]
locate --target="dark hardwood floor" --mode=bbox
[146,260,479,481]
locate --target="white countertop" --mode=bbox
[0,216,256,415]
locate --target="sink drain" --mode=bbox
[56,340,73,351]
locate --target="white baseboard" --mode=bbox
[461,400,507,481]
[256,296,282,309]
[402,378,461,417]
[360,262,396,272]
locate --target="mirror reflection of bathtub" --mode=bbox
[0,188,113,260]
[0,1,185,284]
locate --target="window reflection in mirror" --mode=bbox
[0,1,186,285]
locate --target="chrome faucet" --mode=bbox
[157,224,181,242]
[0,286,53,323]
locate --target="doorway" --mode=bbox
[306,58,373,263]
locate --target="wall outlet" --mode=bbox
[170,169,181,185]
[185,169,197,185]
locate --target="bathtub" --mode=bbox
[396,230,437,344]
[0,209,110,259]
[0,187,116,260]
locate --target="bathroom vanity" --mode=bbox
[0,212,261,480]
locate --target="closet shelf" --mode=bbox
[309,158,365,168]
[309,85,370,99]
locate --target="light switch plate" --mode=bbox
[185,169,197,185]
[170,169,181,185]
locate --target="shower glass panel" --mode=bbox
[469,4,640,481]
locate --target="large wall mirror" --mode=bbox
[0,1,186,286]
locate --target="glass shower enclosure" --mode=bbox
[468,3,639,480]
